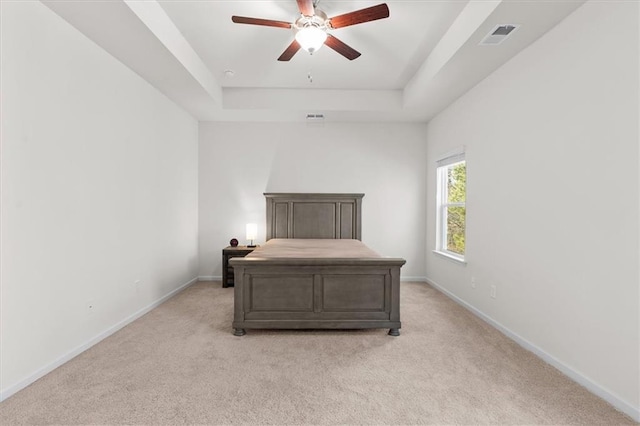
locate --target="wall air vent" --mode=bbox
[306,113,325,127]
[480,24,520,45]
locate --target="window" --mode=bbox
[436,150,466,262]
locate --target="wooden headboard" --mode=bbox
[265,193,363,241]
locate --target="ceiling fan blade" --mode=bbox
[324,35,361,60]
[278,40,302,61]
[328,3,389,29]
[296,0,315,16]
[231,16,292,29]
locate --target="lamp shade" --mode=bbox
[246,223,258,241]
[295,26,327,54]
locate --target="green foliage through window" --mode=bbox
[447,206,465,255]
[448,163,466,203]
[446,163,466,255]
[437,159,466,258]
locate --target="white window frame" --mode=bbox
[435,148,466,263]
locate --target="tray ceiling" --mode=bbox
[43,0,586,122]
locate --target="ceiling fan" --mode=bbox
[231,0,390,61]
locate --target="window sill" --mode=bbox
[433,250,467,265]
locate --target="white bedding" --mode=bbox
[246,238,381,259]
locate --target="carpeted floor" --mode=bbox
[0,281,636,425]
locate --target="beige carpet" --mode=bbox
[0,281,636,425]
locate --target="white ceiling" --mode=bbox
[43,0,586,123]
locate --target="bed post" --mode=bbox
[232,264,247,336]
[388,265,401,336]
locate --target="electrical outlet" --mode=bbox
[471,277,477,289]
[490,285,497,299]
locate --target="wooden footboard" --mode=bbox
[230,257,405,336]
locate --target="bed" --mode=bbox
[229,193,405,336]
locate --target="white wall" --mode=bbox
[1,2,199,398]
[199,121,428,279]
[425,0,639,418]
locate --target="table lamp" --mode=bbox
[246,223,257,248]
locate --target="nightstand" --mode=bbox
[222,246,256,288]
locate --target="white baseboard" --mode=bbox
[425,277,640,422]
[401,276,427,282]
[0,276,199,403]
[198,275,221,281]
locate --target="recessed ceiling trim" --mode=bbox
[123,0,222,104]
[403,0,503,109]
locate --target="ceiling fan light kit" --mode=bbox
[231,0,389,61]
[295,26,327,54]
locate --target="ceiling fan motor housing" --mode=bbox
[294,10,328,32]
[294,10,328,54]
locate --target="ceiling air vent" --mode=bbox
[480,24,519,45]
